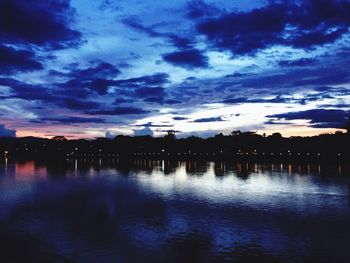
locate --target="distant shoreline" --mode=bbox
[0,154,350,164]
[1,131,349,163]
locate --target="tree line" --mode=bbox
[0,128,349,162]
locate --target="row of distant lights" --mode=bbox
[133,150,342,157]
[3,149,342,157]
[66,152,119,157]
[236,149,328,156]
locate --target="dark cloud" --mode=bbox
[57,62,122,95]
[314,86,334,92]
[114,73,169,88]
[286,27,348,49]
[173,116,188,121]
[222,95,293,104]
[136,86,165,104]
[222,97,265,104]
[109,73,171,104]
[224,72,247,78]
[0,124,16,137]
[318,103,350,109]
[86,107,150,115]
[238,67,349,89]
[105,73,172,104]
[0,0,81,49]
[144,97,164,104]
[222,88,344,106]
[135,122,173,128]
[196,3,287,55]
[69,62,121,79]
[59,98,101,110]
[264,120,295,125]
[55,79,92,98]
[292,69,349,86]
[192,117,225,123]
[122,18,192,49]
[136,87,165,97]
[89,79,117,95]
[164,99,182,104]
[186,0,221,19]
[39,116,106,124]
[0,77,52,101]
[0,45,43,74]
[114,98,132,104]
[154,62,349,108]
[196,1,350,55]
[0,78,102,111]
[278,58,318,67]
[0,69,172,119]
[267,109,350,129]
[162,49,209,69]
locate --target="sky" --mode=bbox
[0,0,350,139]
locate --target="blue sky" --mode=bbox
[0,0,349,138]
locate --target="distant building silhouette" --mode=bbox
[165,130,176,140]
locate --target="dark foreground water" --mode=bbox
[0,159,349,263]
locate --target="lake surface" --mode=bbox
[0,159,349,262]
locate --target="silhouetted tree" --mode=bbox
[215,133,224,138]
[51,136,67,141]
[231,130,242,136]
[271,132,282,138]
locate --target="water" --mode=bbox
[0,159,349,262]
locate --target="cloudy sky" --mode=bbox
[0,0,350,138]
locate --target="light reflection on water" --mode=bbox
[0,159,349,262]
